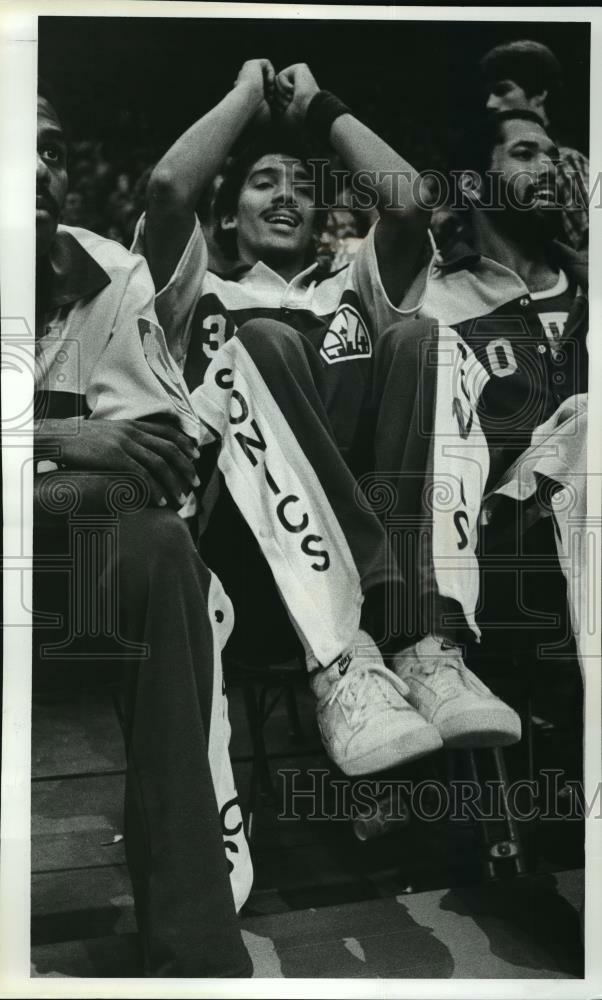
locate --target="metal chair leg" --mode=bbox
[243,683,277,794]
[284,680,304,744]
[237,664,305,840]
[467,746,526,878]
[242,683,260,840]
[491,746,527,874]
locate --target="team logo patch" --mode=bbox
[337,652,352,676]
[138,317,200,437]
[320,305,372,365]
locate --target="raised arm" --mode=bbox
[275,64,433,306]
[145,59,275,291]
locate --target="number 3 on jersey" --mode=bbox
[202,314,228,359]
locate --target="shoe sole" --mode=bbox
[335,723,443,776]
[438,707,522,748]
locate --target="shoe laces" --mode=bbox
[412,644,485,701]
[326,662,408,732]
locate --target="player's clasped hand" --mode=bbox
[57,418,201,510]
[234,59,320,128]
[273,64,320,126]
[234,59,276,127]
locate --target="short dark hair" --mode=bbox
[37,76,63,124]
[450,108,550,180]
[479,39,564,102]
[213,125,329,260]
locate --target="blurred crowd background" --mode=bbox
[39,17,590,252]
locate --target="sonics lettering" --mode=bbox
[452,341,474,441]
[220,796,242,874]
[215,367,330,572]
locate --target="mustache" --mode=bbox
[36,188,60,217]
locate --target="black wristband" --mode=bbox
[305,90,351,148]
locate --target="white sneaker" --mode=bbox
[393,635,521,748]
[309,631,442,776]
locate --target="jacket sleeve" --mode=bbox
[348,223,435,341]
[131,212,208,368]
[86,253,202,442]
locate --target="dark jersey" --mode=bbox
[410,252,587,488]
[132,216,429,455]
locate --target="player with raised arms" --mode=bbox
[134,59,521,775]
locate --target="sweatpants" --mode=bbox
[190,318,401,668]
[32,472,253,978]
[190,314,587,665]
[370,317,588,658]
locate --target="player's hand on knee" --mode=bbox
[55,418,200,510]
[234,59,275,126]
[127,420,202,508]
[274,64,319,126]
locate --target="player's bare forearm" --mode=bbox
[275,63,432,304]
[145,89,258,290]
[329,115,433,299]
[148,88,259,214]
[34,418,200,509]
[34,417,81,450]
[145,59,274,291]
[329,115,424,223]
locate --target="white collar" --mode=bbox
[240,259,319,291]
[476,256,569,301]
[530,268,569,300]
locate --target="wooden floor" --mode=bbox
[31,675,585,979]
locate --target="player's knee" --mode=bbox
[35,471,149,521]
[119,507,197,581]
[376,314,438,369]
[235,318,303,371]
[378,314,437,353]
